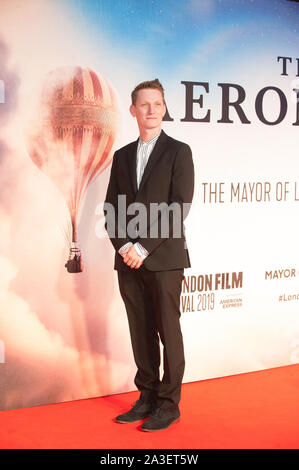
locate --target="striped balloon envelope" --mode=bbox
[26,66,119,272]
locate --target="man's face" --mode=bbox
[130,88,166,132]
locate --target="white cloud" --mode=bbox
[0,253,131,409]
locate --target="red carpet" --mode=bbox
[0,364,298,449]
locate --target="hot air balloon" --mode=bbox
[26,66,119,272]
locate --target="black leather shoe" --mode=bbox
[115,399,156,424]
[140,406,180,432]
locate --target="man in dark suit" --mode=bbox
[104,79,194,431]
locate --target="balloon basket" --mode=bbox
[65,245,83,273]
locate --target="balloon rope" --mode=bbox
[72,218,77,244]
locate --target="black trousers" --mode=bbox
[117,265,185,410]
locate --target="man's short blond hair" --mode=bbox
[131,79,165,105]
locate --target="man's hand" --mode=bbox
[120,245,144,269]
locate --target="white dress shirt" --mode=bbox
[118,132,161,259]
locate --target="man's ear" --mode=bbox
[130,104,136,117]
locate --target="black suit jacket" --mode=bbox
[104,130,194,271]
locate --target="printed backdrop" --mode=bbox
[0,0,299,410]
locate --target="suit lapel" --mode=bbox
[137,130,168,195]
[127,139,138,194]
